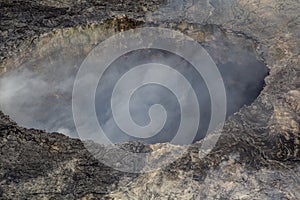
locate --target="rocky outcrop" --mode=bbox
[0,0,299,199]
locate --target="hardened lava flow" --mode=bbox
[0,0,299,199]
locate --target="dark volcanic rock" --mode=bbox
[0,112,141,199]
[0,0,300,199]
[0,0,165,66]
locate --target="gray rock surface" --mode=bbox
[0,0,300,199]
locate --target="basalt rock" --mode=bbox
[0,0,300,199]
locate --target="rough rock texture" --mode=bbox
[0,0,300,199]
[0,0,164,67]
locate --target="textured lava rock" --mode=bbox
[0,0,300,199]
